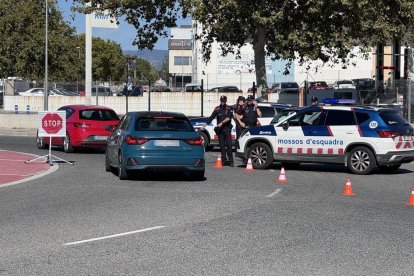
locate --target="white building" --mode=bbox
[169,23,375,92]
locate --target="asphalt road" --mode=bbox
[1,135,414,275]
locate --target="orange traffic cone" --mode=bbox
[214,155,223,168]
[245,158,254,171]
[342,178,355,196]
[276,167,288,183]
[405,187,414,206]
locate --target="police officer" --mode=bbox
[240,95,262,129]
[205,95,234,167]
[234,96,246,140]
[311,96,319,106]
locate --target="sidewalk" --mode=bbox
[0,128,37,136]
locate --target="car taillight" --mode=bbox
[125,136,149,145]
[377,131,399,138]
[184,137,203,145]
[74,123,91,128]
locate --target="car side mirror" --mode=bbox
[282,121,289,131]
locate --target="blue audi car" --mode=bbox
[105,111,205,180]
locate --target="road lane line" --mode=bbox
[266,188,282,198]
[63,226,166,246]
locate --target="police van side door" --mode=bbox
[274,109,323,161]
[313,109,357,162]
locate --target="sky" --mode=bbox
[58,1,190,51]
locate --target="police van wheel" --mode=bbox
[248,142,273,170]
[347,146,376,175]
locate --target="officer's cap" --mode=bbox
[246,95,255,101]
[311,96,318,102]
[220,95,227,102]
[237,96,245,101]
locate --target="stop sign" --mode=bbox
[42,113,63,134]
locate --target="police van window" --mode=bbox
[260,106,276,118]
[379,110,408,126]
[301,111,322,126]
[271,110,295,124]
[355,112,370,125]
[325,110,356,125]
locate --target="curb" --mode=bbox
[0,128,37,137]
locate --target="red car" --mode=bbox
[309,81,329,90]
[37,105,120,152]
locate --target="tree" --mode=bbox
[72,0,414,95]
[0,0,78,81]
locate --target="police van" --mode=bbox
[236,104,414,174]
[191,103,293,150]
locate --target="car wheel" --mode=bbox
[118,151,128,180]
[235,70,241,74]
[36,135,47,149]
[105,150,111,172]
[248,142,273,169]
[64,133,74,153]
[347,146,377,175]
[378,164,401,173]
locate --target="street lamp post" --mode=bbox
[44,0,48,111]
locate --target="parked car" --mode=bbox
[332,80,356,89]
[185,83,202,92]
[191,102,294,150]
[234,64,255,74]
[36,105,120,153]
[352,78,375,90]
[308,81,329,90]
[272,82,300,93]
[208,86,240,93]
[19,88,62,96]
[91,86,112,96]
[51,88,79,96]
[105,111,205,180]
[236,105,414,174]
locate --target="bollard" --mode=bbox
[14,105,18,114]
[26,105,30,114]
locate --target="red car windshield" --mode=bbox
[79,109,119,121]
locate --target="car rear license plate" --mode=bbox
[94,135,108,140]
[402,136,413,141]
[154,140,179,147]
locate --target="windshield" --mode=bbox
[271,109,296,124]
[135,117,194,131]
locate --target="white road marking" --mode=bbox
[266,188,283,198]
[63,226,166,246]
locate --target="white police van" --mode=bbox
[236,104,414,174]
[190,103,293,150]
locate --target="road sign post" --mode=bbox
[26,111,73,166]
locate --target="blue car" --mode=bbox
[105,111,205,180]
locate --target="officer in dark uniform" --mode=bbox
[240,95,262,129]
[205,95,234,166]
[311,96,319,105]
[233,96,246,140]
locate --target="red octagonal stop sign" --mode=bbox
[42,113,63,134]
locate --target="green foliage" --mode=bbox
[0,0,78,81]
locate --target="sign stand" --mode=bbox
[25,137,74,166]
[25,111,74,166]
